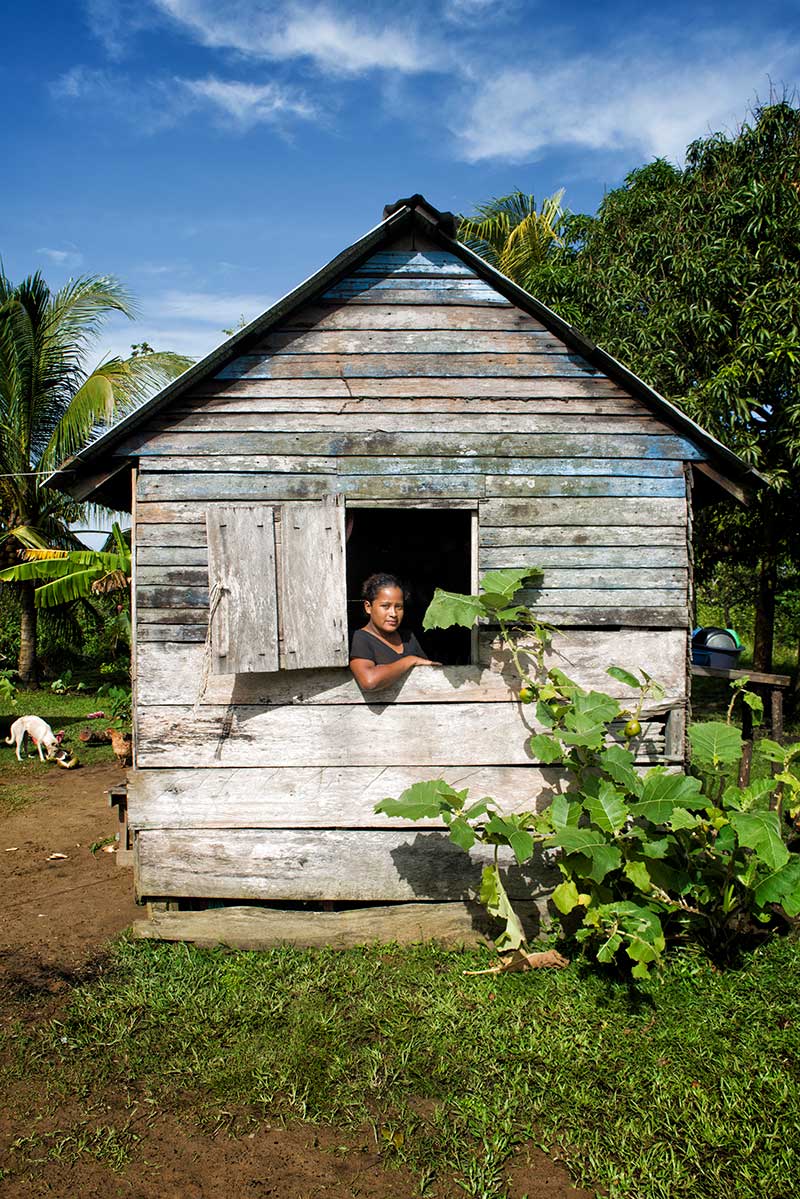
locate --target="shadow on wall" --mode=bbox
[388,831,559,938]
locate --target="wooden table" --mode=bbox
[691,664,790,785]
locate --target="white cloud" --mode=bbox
[442,0,511,22]
[36,246,84,267]
[85,291,275,372]
[455,37,795,163]
[51,65,111,100]
[152,0,441,75]
[180,76,316,129]
[85,0,154,57]
[51,65,317,134]
[136,262,183,276]
[91,321,220,365]
[150,289,274,325]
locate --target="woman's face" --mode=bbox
[365,585,404,634]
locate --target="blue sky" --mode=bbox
[3,0,800,366]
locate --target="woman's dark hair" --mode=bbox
[361,573,407,602]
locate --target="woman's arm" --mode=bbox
[349,654,439,693]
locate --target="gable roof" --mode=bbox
[49,194,764,508]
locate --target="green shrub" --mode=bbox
[377,573,800,975]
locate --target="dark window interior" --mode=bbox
[345,508,473,666]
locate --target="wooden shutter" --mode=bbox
[280,494,348,669]
[206,506,280,675]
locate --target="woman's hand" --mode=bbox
[349,654,441,692]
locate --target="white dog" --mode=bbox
[5,716,63,762]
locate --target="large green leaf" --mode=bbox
[753,854,800,911]
[722,777,778,811]
[422,589,484,630]
[638,836,673,859]
[479,864,525,951]
[623,860,652,891]
[629,771,704,824]
[689,722,743,769]
[484,815,534,864]
[584,781,629,834]
[374,780,467,821]
[599,744,643,797]
[529,733,563,763]
[34,568,105,608]
[567,690,621,732]
[607,665,641,690]
[551,878,589,914]
[729,810,790,872]
[447,816,476,852]
[547,827,622,883]
[667,807,702,832]
[548,793,581,831]
[755,739,787,764]
[560,726,605,750]
[480,567,542,600]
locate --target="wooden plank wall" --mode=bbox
[124,245,697,903]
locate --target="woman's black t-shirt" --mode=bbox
[350,628,425,664]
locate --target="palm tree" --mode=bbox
[0,270,190,683]
[458,190,567,289]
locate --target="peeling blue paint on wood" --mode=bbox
[354,251,475,277]
[322,277,504,300]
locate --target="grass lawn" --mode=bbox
[0,689,118,812]
[2,935,798,1198]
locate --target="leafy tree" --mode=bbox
[0,270,190,683]
[465,103,800,670]
[458,190,566,289]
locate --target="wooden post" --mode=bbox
[771,687,784,743]
[738,701,754,787]
[769,687,785,805]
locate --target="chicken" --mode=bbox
[106,728,133,767]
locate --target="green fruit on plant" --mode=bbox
[519,686,535,704]
[624,718,642,739]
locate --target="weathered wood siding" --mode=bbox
[123,245,697,903]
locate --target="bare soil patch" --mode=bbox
[0,758,593,1199]
[0,761,136,991]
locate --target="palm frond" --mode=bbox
[4,525,51,550]
[21,548,125,568]
[35,568,120,608]
[39,351,192,471]
[0,558,92,583]
[458,190,567,287]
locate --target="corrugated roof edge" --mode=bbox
[48,194,765,499]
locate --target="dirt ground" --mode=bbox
[0,761,594,1199]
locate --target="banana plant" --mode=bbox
[0,522,131,609]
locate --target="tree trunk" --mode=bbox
[753,550,777,672]
[17,580,38,687]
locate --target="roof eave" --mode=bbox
[50,195,765,503]
[47,201,420,497]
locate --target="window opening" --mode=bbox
[345,508,473,666]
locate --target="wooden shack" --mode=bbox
[52,194,760,943]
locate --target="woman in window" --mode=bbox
[349,573,440,692]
